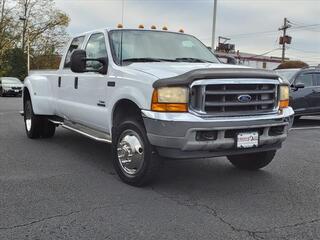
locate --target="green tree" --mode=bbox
[1,48,27,80]
[0,0,70,78]
[17,0,70,57]
[0,0,19,75]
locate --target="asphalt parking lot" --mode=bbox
[0,97,319,240]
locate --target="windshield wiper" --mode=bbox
[122,58,166,63]
[121,57,214,64]
[174,57,214,63]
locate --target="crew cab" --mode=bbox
[22,27,294,186]
[276,66,320,119]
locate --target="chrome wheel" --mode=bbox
[25,103,32,132]
[117,129,144,175]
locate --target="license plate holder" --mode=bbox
[236,132,259,149]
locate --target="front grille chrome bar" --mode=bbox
[190,79,279,117]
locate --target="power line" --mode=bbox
[225,30,279,38]
[288,20,320,32]
[244,48,281,60]
[289,19,320,29]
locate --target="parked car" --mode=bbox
[22,27,294,186]
[0,77,23,97]
[276,66,320,119]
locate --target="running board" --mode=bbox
[48,119,112,143]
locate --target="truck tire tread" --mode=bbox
[112,118,161,186]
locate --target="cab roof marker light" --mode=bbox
[138,24,144,29]
[117,24,123,28]
[179,29,184,33]
[162,26,168,31]
[151,25,157,30]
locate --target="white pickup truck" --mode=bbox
[22,27,294,186]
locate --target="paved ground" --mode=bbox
[0,97,319,240]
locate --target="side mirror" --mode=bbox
[70,49,108,75]
[71,50,86,73]
[291,83,305,91]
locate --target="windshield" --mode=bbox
[1,78,21,84]
[109,30,219,65]
[275,69,299,83]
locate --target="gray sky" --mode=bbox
[56,0,320,64]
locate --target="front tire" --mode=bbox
[227,150,276,170]
[112,118,161,186]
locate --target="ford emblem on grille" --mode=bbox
[237,95,252,103]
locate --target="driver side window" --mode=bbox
[64,36,85,68]
[295,73,313,87]
[85,33,108,70]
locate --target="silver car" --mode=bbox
[0,77,23,97]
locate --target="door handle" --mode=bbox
[74,77,78,89]
[58,76,61,87]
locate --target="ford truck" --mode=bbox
[22,27,294,186]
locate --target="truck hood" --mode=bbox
[127,62,248,79]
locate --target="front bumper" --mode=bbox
[2,89,22,96]
[142,107,294,159]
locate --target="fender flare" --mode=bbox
[107,86,150,134]
[23,76,55,115]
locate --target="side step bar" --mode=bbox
[49,119,112,144]
[20,112,111,143]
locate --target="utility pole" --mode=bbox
[121,0,125,25]
[279,17,291,63]
[19,16,30,75]
[21,0,28,52]
[27,28,30,74]
[211,0,218,51]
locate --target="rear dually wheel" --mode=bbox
[24,99,56,139]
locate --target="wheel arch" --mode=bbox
[112,99,143,127]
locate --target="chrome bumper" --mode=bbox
[142,107,294,159]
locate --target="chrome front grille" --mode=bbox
[11,87,22,90]
[190,81,278,116]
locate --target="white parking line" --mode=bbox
[291,126,320,131]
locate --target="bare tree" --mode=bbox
[17,0,70,55]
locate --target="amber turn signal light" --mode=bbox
[279,85,289,109]
[151,89,188,112]
[279,99,289,109]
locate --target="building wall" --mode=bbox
[240,59,280,70]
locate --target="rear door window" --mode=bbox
[64,36,85,68]
[313,73,320,86]
[295,73,314,87]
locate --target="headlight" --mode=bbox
[151,87,188,112]
[279,85,289,109]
